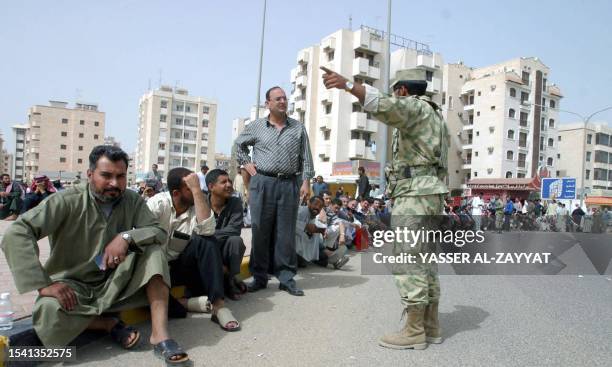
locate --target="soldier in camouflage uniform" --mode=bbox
[322,67,449,350]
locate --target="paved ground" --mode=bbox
[2,220,611,366]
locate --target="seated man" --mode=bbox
[205,169,247,300]
[0,173,24,220]
[147,168,240,332]
[1,146,189,365]
[296,196,349,269]
[20,174,56,214]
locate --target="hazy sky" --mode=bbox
[2,0,611,155]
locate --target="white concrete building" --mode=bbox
[289,25,442,183]
[442,57,563,192]
[557,122,612,193]
[2,150,14,177]
[135,86,217,180]
[11,124,28,181]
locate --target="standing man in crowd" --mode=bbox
[197,165,210,193]
[312,175,329,198]
[323,67,449,350]
[234,86,314,297]
[356,166,370,200]
[146,163,163,193]
[0,173,24,220]
[1,146,190,364]
[471,192,484,231]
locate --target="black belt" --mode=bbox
[257,170,297,180]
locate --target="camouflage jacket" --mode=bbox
[365,90,450,198]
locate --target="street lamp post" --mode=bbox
[254,0,267,120]
[379,0,391,189]
[530,103,612,208]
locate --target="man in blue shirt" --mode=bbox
[312,176,329,198]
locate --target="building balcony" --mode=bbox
[352,58,380,80]
[296,74,307,88]
[427,77,442,94]
[463,104,474,111]
[348,139,366,159]
[462,124,474,131]
[297,49,309,64]
[349,112,378,133]
[462,142,473,150]
[160,122,168,129]
[316,143,331,158]
[353,29,382,53]
[31,134,41,140]
[321,37,336,51]
[158,135,167,143]
[320,89,332,104]
[364,146,376,161]
[461,160,472,170]
[319,116,332,131]
[520,100,531,109]
[295,99,307,112]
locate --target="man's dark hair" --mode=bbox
[393,80,427,96]
[265,86,283,101]
[167,167,193,193]
[358,167,365,174]
[321,190,332,197]
[366,197,375,204]
[89,145,129,171]
[205,168,229,189]
[310,196,324,205]
[1,173,9,179]
[331,198,342,207]
[201,165,209,171]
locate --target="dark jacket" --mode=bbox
[357,174,370,199]
[212,196,244,244]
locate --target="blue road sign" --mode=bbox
[541,178,577,200]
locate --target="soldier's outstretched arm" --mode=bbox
[321,66,366,104]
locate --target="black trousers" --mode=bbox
[248,174,299,285]
[220,235,246,278]
[169,235,225,304]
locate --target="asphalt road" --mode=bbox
[65,250,612,367]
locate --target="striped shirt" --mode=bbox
[234,116,315,181]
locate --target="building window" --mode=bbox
[509,88,516,98]
[490,106,496,111]
[585,170,590,180]
[506,151,514,160]
[595,133,610,146]
[161,100,168,109]
[476,111,480,116]
[508,109,515,118]
[351,131,360,140]
[173,145,181,152]
[202,133,208,141]
[473,172,478,177]
[61,118,68,124]
[202,119,209,127]
[448,96,453,110]
[594,150,609,163]
[506,171,513,178]
[548,138,554,147]
[521,71,530,84]
[94,134,99,140]
[203,106,210,114]
[521,92,529,102]
[557,153,561,159]
[587,134,592,144]
[77,158,83,164]
[95,121,100,126]
[558,136,561,141]
[60,144,67,150]
[325,104,332,114]
[507,130,515,140]
[441,92,446,105]
[327,50,335,61]
[175,104,183,111]
[61,132,67,137]
[425,71,433,82]
[80,120,85,125]
[174,131,181,139]
[185,105,191,113]
[78,146,83,151]
[547,157,553,166]
[550,100,556,108]
[160,115,167,122]
[201,147,208,154]
[158,157,165,164]
[548,119,555,128]
[60,157,66,163]
[159,143,166,150]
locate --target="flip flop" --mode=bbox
[109,320,140,349]
[153,339,189,365]
[186,296,212,313]
[211,307,241,332]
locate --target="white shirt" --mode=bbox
[197,172,207,191]
[146,192,216,260]
[471,196,483,215]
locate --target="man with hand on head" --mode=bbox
[234,86,315,297]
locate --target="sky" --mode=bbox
[1,0,611,155]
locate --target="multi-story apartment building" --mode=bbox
[2,150,14,177]
[214,153,231,171]
[557,122,612,192]
[289,25,441,181]
[24,101,105,182]
[11,124,28,181]
[442,57,562,191]
[104,136,121,148]
[231,106,267,141]
[135,86,217,180]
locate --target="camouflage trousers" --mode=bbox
[391,194,444,308]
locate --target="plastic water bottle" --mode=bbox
[0,292,14,330]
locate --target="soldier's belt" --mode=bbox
[397,165,438,179]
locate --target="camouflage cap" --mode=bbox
[390,68,428,89]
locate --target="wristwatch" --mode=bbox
[345,80,354,92]
[121,232,133,245]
